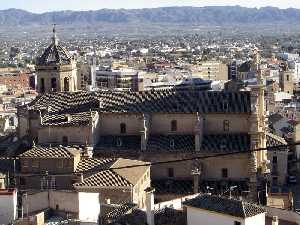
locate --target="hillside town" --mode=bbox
[1,4,300,225]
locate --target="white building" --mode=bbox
[183,194,266,225]
[22,190,100,223]
[0,189,18,225]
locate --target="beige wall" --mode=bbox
[98,113,249,137]
[99,113,143,135]
[205,114,249,134]
[38,126,91,145]
[202,154,249,179]
[20,157,77,174]
[151,113,198,134]
[145,153,249,180]
[267,150,288,186]
[132,168,151,208]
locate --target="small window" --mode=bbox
[223,120,230,132]
[62,136,68,146]
[170,139,175,148]
[286,75,289,81]
[120,123,126,134]
[222,168,228,178]
[234,222,241,225]
[9,117,14,126]
[51,78,57,91]
[40,78,45,93]
[117,138,123,147]
[273,156,278,164]
[272,177,278,183]
[168,168,174,178]
[20,177,26,186]
[171,120,177,132]
[64,77,70,92]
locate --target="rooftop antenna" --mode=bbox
[52,23,58,45]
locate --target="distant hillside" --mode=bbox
[1,6,300,26]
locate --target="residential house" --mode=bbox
[183,194,266,225]
[17,146,150,208]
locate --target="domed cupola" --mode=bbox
[37,25,73,66]
[36,25,78,93]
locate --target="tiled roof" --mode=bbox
[42,111,97,126]
[37,42,72,65]
[183,194,265,218]
[147,135,195,151]
[95,133,250,153]
[74,169,131,187]
[75,157,116,173]
[104,203,137,220]
[74,158,148,188]
[266,132,287,147]
[201,133,250,153]
[19,146,80,158]
[96,135,141,151]
[152,179,193,194]
[26,90,251,114]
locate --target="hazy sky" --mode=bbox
[2,0,300,13]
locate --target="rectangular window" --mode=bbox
[20,177,26,186]
[273,156,278,164]
[171,120,177,132]
[168,168,174,178]
[222,168,228,178]
[223,120,230,132]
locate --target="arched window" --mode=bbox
[62,136,68,146]
[40,78,45,93]
[171,120,177,132]
[120,123,126,134]
[64,77,70,92]
[51,78,57,91]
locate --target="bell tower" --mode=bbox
[36,25,78,93]
[248,49,268,202]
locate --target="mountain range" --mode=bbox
[1,6,300,26]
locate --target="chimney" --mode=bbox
[145,187,155,225]
[272,216,278,225]
[83,145,93,158]
[78,173,84,183]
